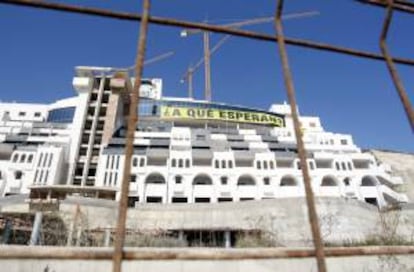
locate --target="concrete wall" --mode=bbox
[57,197,414,246]
[1,253,413,272]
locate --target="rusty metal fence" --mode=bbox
[0,1,413,272]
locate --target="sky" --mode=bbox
[0,0,413,152]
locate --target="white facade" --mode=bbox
[0,66,408,209]
[92,126,407,207]
[0,102,48,123]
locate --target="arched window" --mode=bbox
[361,176,377,186]
[263,161,268,170]
[15,171,23,180]
[256,161,261,169]
[175,175,183,184]
[145,173,166,184]
[347,162,353,170]
[269,161,274,169]
[341,162,346,171]
[20,154,26,163]
[215,160,219,168]
[27,154,34,163]
[193,174,213,185]
[171,159,176,167]
[12,154,18,163]
[132,157,138,167]
[185,159,190,168]
[280,175,297,186]
[178,159,183,168]
[321,176,338,186]
[263,177,270,185]
[221,160,226,168]
[237,175,256,186]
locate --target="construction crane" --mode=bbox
[82,51,175,74]
[145,51,174,65]
[128,51,175,73]
[180,11,319,100]
[180,35,230,99]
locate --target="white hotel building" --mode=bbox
[0,67,408,208]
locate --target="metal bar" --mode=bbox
[356,0,414,14]
[1,0,414,66]
[112,0,150,271]
[188,68,194,98]
[192,35,231,77]
[182,11,320,35]
[179,11,318,97]
[1,246,414,260]
[0,0,411,265]
[28,212,42,246]
[395,0,414,8]
[380,0,414,131]
[203,31,212,101]
[181,34,230,99]
[122,51,175,72]
[274,1,327,272]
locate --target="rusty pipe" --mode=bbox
[356,0,414,14]
[379,0,414,131]
[112,1,151,272]
[274,0,327,271]
[1,246,414,260]
[1,0,414,66]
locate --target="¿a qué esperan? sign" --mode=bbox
[160,106,285,127]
